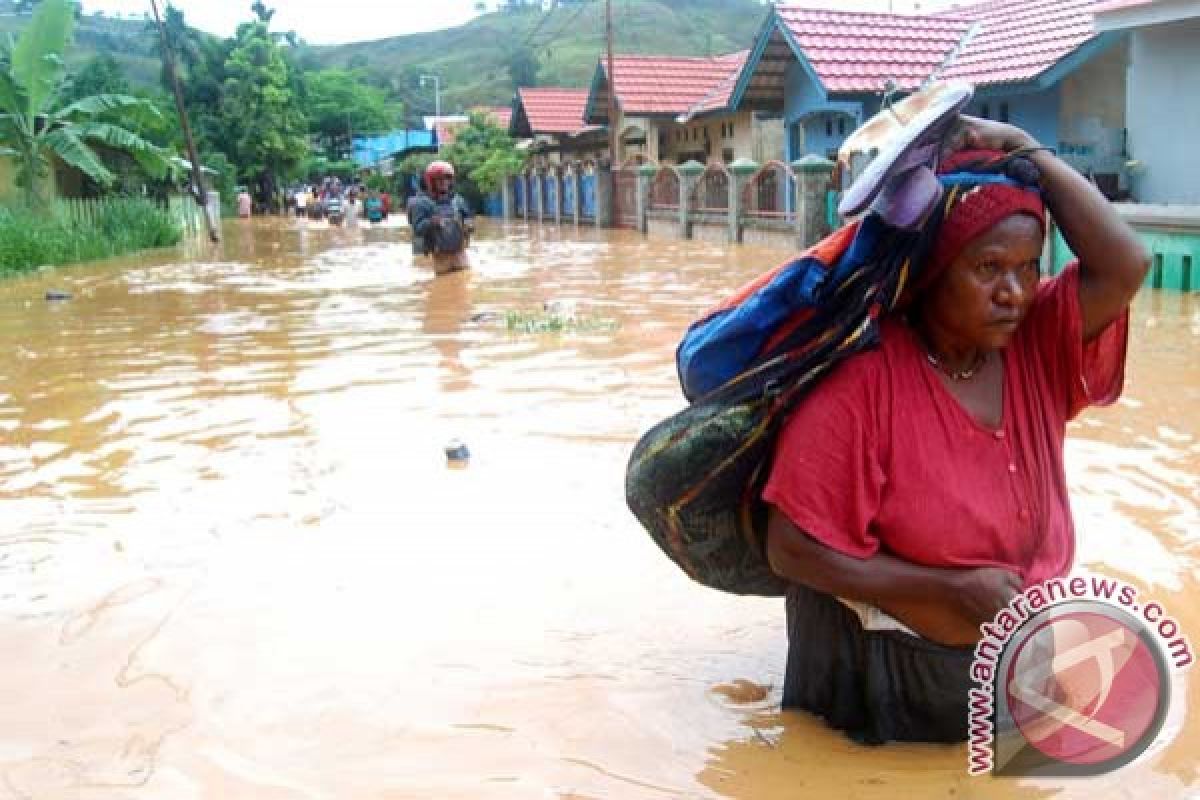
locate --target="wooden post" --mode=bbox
[150,0,219,243]
[606,0,618,171]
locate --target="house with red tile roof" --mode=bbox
[472,106,513,131]
[508,87,605,167]
[583,52,784,166]
[730,2,1136,193]
[429,116,470,149]
[1094,0,1200,203]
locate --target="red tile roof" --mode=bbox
[514,88,589,135]
[777,7,973,92]
[763,2,1111,94]
[1093,0,1156,10]
[603,51,749,116]
[473,105,513,129]
[435,119,468,147]
[936,0,1106,86]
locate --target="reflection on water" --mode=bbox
[0,216,1196,798]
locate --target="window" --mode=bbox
[981,103,991,120]
[1000,102,1010,123]
[723,147,734,163]
[728,122,735,138]
[837,118,845,136]
[825,117,833,137]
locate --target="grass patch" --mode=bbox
[0,197,183,277]
[504,309,619,334]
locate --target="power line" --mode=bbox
[531,0,591,51]
[517,4,556,50]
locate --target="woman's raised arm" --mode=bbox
[944,116,1149,340]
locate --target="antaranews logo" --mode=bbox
[967,573,1193,777]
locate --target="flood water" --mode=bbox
[0,216,1196,799]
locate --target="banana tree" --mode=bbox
[0,0,170,205]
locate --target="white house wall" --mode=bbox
[654,112,763,165]
[1058,39,1129,178]
[1126,18,1200,202]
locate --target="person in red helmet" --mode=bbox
[408,160,474,274]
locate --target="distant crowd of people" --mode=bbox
[284,178,393,226]
[234,178,394,227]
[231,160,474,276]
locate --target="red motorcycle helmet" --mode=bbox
[424,160,456,190]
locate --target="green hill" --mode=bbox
[0,10,164,87]
[314,0,771,114]
[1,1,771,115]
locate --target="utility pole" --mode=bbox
[420,74,442,153]
[605,0,618,169]
[150,0,219,243]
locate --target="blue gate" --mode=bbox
[543,174,558,217]
[581,173,596,219]
[562,174,575,217]
[514,177,525,215]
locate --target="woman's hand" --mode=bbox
[941,115,1038,158]
[946,566,1023,626]
[766,507,1022,646]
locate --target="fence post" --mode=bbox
[529,167,540,223]
[676,160,705,240]
[595,162,613,228]
[729,158,759,244]
[569,161,582,225]
[553,167,563,225]
[636,163,657,235]
[793,155,835,249]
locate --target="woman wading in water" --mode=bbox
[762,116,1148,743]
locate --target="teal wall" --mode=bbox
[1049,224,1200,292]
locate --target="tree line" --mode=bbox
[1,0,526,212]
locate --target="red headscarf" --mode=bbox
[918,149,1047,292]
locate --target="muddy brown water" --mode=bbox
[0,217,1196,799]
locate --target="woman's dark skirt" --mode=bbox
[782,584,976,745]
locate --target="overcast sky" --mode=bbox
[81,1,936,46]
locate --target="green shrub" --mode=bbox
[0,197,184,277]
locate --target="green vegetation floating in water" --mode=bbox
[0,198,183,277]
[504,309,619,334]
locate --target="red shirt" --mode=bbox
[762,263,1129,586]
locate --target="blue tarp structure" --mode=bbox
[351,130,437,168]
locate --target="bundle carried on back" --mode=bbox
[624,215,926,595]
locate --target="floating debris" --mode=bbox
[444,439,470,467]
[44,290,72,301]
[504,309,618,334]
[468,311,502,324]
[543,299,578,316]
